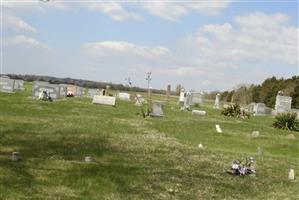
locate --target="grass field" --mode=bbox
[0,82,298,200]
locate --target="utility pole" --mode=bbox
[146,72,152,99]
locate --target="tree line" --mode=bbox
[219,76,299,109]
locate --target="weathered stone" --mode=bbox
[0,77,15,93]
[192,110,206,116]
[92,95,116,106]
[118,92,130,101]
[32,81,61,100]
[150,101,164,117]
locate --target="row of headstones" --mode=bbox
[32,81,84,100]
[247,91,298,117]
[0,76,24,93]
[179,88,205,109]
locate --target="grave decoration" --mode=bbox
[228,157,256,176]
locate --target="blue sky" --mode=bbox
[2,0,299,91]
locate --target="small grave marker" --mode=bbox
[85,156,92,163]
[118,92,130,101]
[215,124,222,133]
[12,152,20,161]
[251,131,259,138]
[288,169,295,180]
[192,110,206,116]
[198,143,204,149]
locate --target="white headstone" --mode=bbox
[288,169,295,180]
[14,79,24,91]
[179,88,185,103]
[251,131,259,138]
[254,103,266,116]
[275,94,292,114]
[192,110,206,116]
[85,156,92,163]
[214,93,221,109]
[190,92,204,105]
[215,124,222,133]
[198,143,204,149]
[0,77,15,93]
[118,92,130,101]
[92,95,116,106]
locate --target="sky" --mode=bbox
[2,0,299,91]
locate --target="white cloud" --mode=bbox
[87,2,143,21]
[142,1,231,21]
[83,41,169,59]
[4,13,37,33]
[5,35,49,49]
[182,12,298,66]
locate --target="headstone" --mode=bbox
[32,81,61,100]
[198,143,204,149]
[190,92,204,105]
[92,95,116,106]
[118,92,130,101]
[76,87,84,97]
[179,88,185,104]
[88,88,100,97]
[192,110,206,116]
[215,124,222,133]
[214,93,221,109]
[166,84,171,101]
[105,85,110,96]
[59,84,67,97]
[288,169,295,180]
[12,152,20,161]
[254,103,266,116]
[14,79,24,91]
[0,77,15,93]
[275,92,292,114]
[150,101,164,117]
[251,131,259,138]
[183,92,192,109]
[257,147,263,157]
[247,102,256,113]
[85,156,92,163]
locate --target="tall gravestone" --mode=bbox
[179,88,185,105]
[105,85,110,96]
[0,77,15,93]
[214,93,221,109]
[275,92,292,114]
[32,81,61,100]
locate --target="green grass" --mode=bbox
[0,82,298,199]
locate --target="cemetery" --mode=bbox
[0,81,298,199]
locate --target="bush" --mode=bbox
[272,113,299,131]
[221,104,250,119]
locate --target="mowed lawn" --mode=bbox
[0,82,298,200]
